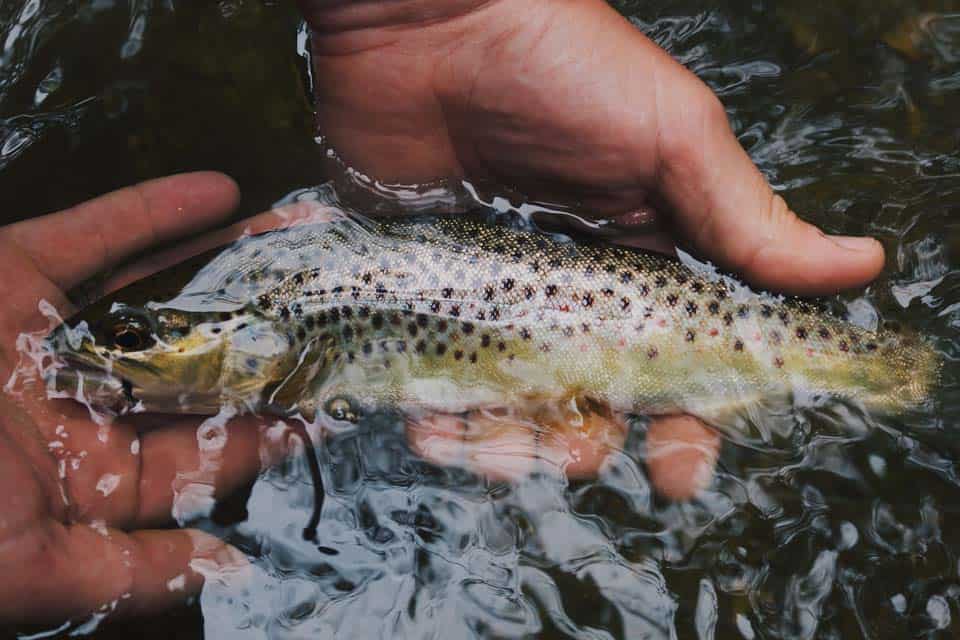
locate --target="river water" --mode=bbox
[2,1,959,638]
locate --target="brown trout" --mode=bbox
[47,210,939,427]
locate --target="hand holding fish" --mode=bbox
[299,0,885,295]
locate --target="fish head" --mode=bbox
[46,294,242,414]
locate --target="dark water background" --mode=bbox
[2,1,960,638]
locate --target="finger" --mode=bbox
[1,172,240,290]
[407,406,628,481]
[97,200,338,295]
[648,54,884,295]
[0,522,246,624]
[645,415,720,501]
[43,411,271,529]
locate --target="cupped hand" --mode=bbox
[298,0,885,296]
[0,174,266,624]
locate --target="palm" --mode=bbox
[0,173,261,623]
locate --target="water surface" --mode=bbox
[2,1,960,638]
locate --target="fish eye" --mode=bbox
[110,318,155,352]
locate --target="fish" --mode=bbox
[44,206,941,539]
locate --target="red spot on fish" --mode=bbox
[709,328,718,337]
[658,319,667,327]
[559,304,571,312]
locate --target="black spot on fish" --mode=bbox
[462,322,475,335]
[778,311,790,325]
[562,326,574,337]
[257,296,270,310]
[582,293,595,308]
[407,323,418,337]
[545,285,558,297]
[358,306,370,319]
[449,305,461,317]
[316,312,328,326]
[676,274,688,285]
[430,301,441,313]
[530,260,541,273]
[621,297,631,311]
[341,306,353,319]
[297,327,307,341]
[362,342,373,356]
[737,305,749,318]
[524,286,535,300]
[437,320,448,333]
[417,314,429,328]
[476,310,486,321]
[484,286,495,302]
[347,352,355,363]
[581,323,591,334]
[796,327,808,340]
[469,352,478,363]
[655,276,667,288]
[774,356,784,368]
[708,301,720,315]
[666,294,679,306]
[481,334,491,348]
[329,308,340,323]
[415,340,426,354]
[361,272,372,284]
[771,331,782,345]
[280,307,291,319]
[866,342,878,352]
[686,330,696,342]
[685,301,698,317]
[760,305,773,318]
[692,281,704,293]
[390,313,402,326]
[293,273,304,285]
[343,325,354,341]
[539,343,551,353]
[332,286,344,295]
[372,313,384,330]
[639,284,650,297]
[819,328,831,340]
[723,313,734,326]
[246,357,258,370]
[620,271,634,284]
[436,343,447,356]
[548,257,562,268]
[396,340,407,353]
[734,339,744,351]
[838,340,849,352]
[489,308,500,321]
[454,350,464,360]
[647,348,658,359]
[219,312,233,322]
[502,278,515,292]
[602,288,614,297]
[497,341,507,352]
[519,328,532,340]
[441,287,453,298]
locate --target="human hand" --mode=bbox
[0,173,269,624]
[298,0,884,295]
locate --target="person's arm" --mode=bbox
[297,0,885,295]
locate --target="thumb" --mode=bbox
[651,63,885,296]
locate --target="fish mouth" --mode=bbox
[48,352,140,413]
[47,357,137,413]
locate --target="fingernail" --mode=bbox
[828,234,879,252]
